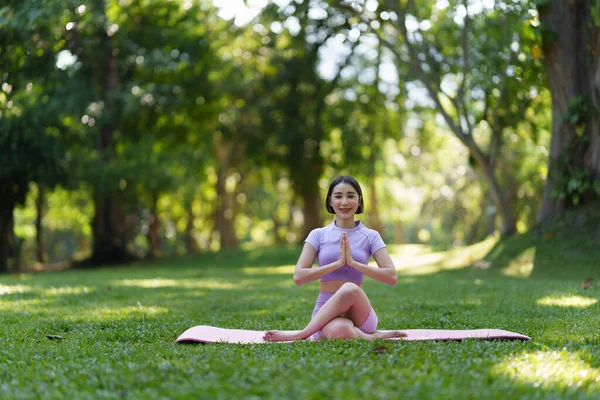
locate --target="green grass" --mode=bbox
[1,227,599,399]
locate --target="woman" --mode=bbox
[263,176,406,341]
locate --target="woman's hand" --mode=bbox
[336,233,346,267]
[343,234,356,268]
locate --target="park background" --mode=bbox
[2,0,598,272]
[1,1,600,398]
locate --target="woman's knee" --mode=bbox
[321,317,355,339]
[338,282,364,299]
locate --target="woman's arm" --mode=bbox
[345,236,397,285]
[293,241,344,286]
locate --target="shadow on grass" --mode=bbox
[479,203,600,281]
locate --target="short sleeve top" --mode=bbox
[304,221,386,284]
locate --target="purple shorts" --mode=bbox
[310,291,378,340]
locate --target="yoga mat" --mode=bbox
[175,325,530,344]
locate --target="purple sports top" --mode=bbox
[304,221,387,284]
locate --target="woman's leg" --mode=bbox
[320,315,406,340]
[321,317,371,339]
[263,283,402,341]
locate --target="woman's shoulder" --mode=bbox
[308,223,332,236]
[308,222,338,239]
[358,223,383,238]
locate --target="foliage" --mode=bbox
[252,1,356,198]
[551,95,600,205]
[0,1,68,205]
[552,152,600,206]
[2,0,580,264]
[0,113,66,206]
[331,0,550,236]
[1,237,600,398]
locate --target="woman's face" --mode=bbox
[329,182,360,219]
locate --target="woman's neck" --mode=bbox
[335,218,356,229]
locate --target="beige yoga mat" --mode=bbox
[175,325,530,344]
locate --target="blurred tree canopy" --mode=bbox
[0,0,597,271]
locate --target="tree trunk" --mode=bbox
[485,193,496,236]
[0,206,13,273]
[468,141,516,235]
[213,133,240,248]
[89,0,130,265]
[215,167,238,247]
[35,184,44,263]
[293,139,325,242]
[538,0,600,222]
[91,197,129,264]
[272,212,285,245]
[147,191,160,259]
[587,3,600,178]
[467,191,490,244]
[184,200,198,254]
[388,5,518,236]
[588,116,600,181]
[215,168,239,247]
[300,189,322,242]
[368,178,383,234]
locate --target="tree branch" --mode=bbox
[488,19,512,168]
[383,0,466,143]
[456,0,472,135]
[320,35,359,101]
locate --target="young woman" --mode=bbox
[263,176,406,342]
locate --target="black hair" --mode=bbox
[325,175,364,214]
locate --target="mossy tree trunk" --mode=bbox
[537,0,600,222]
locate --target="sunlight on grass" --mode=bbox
[391,238,496,276]
[85,304,169,320]
[0,298,52,312]
[241,265,295,275]
[393,252,446,272]
[495,350,600,390]
[501,247,535,278]
[41,286,93,296]
[117,278,179,288]
[537,295,598,308]
[0,284,32,295]
[115,278,239,290]
[388,244,435,257]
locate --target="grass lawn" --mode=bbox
[1,226,599,399]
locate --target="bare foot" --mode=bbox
[262,330,303,342]
[372,330,407,340]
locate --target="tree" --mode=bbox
[328,33,407,234]
[337,0,550,235]
[536,0,600,221]
[0,111,66,273]
[255,1,359,240]
[0,1,68,272]
[58,0,219,263]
